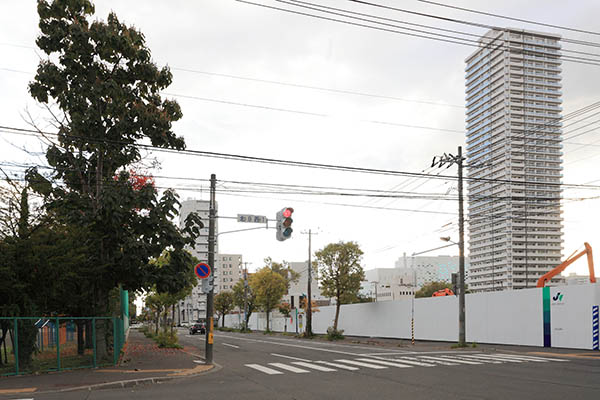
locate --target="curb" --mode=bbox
[8,363,221,396]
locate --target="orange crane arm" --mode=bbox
[536,242,596,287]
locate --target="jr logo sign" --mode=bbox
[552,292,564,302]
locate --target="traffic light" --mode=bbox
[276,207,294,241]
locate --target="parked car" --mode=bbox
[189,323,206,335]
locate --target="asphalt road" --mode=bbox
[22,328,600,400]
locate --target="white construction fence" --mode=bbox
[223,283,600,350]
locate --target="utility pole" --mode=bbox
[242,261,251,331]
[432,146,466,347]
[301,229,317,337]
[457,146,466,347]
[306,229,313,337]
[205,173,216,364]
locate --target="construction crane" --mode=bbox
[536,242,597,288]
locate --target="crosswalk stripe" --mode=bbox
[356,358,412,368]
[291,361,337,372]
[454,355,503,364]
[315,361,359,371]
[268,363,310,373]
[245,364,284,375]
[420,355,482,365]
[465,354,524,363]
[334,359,388,369]
[406,356,459,366]
[496,354,569,362]
[388,358,435,367]
[491,354,550,363]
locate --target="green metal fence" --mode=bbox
[0,316,126,376]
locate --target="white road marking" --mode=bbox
[193,360,205,364]
[454,355,502,364]
[423,355,483,365]
[292,361,337,372]
[466,354,523,363]
[359,350,481,356]
[216,334,365,356]
[335,359,388,369]
[271,353,312,362]
[222,343,240,349]
[491,354,553,363]
[356,358,412,368]
[381,357,435,367]
[268,363,310,373]
[497,354,569,362]
[406,356,459,366]
[316,360,359,370]
[245,364,284,375]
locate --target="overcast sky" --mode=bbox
[1,0,599,277]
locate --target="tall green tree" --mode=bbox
[146,250,198,334]
[316,241,365,332]
[250,267,287,332]
[232,279,255,331]
[214,291,235,328]
[264,258,300,290]
[26,0,203,359]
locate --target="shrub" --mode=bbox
[155,331,182,349]
[326,327,345,341]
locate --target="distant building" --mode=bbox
[176,199,217,324]
[565,272,591,286]
[215,254,243,293]
[285,261,326,309]
[394,255,467,289]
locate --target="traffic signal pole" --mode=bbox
[205,173,216,364]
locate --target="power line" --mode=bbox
[346,0,600,49]
[416,0,600,37]
[283,0,600,60]
[172,67,464,109]
[237,1,600,67]
[2,125,600,190]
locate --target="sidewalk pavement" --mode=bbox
[0,328,214,397]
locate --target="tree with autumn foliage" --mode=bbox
[25,0,203,359]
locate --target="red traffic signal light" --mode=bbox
[276,207,294,241]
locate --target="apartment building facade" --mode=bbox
[465,28,564,292]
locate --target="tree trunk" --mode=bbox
[222,314,225,328]
[266,311,270,332]
[245,311,252,331]
[76,320,85,355]
[85,321,93,349]
[171,305,175,335]
[95,319,108,361]
[0,326,7,365]
[333,302,341,331]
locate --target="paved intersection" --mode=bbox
[14,329,600,400]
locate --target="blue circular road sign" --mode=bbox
[195,263,211,279]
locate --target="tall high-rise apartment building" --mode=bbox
[465,29,564,292]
